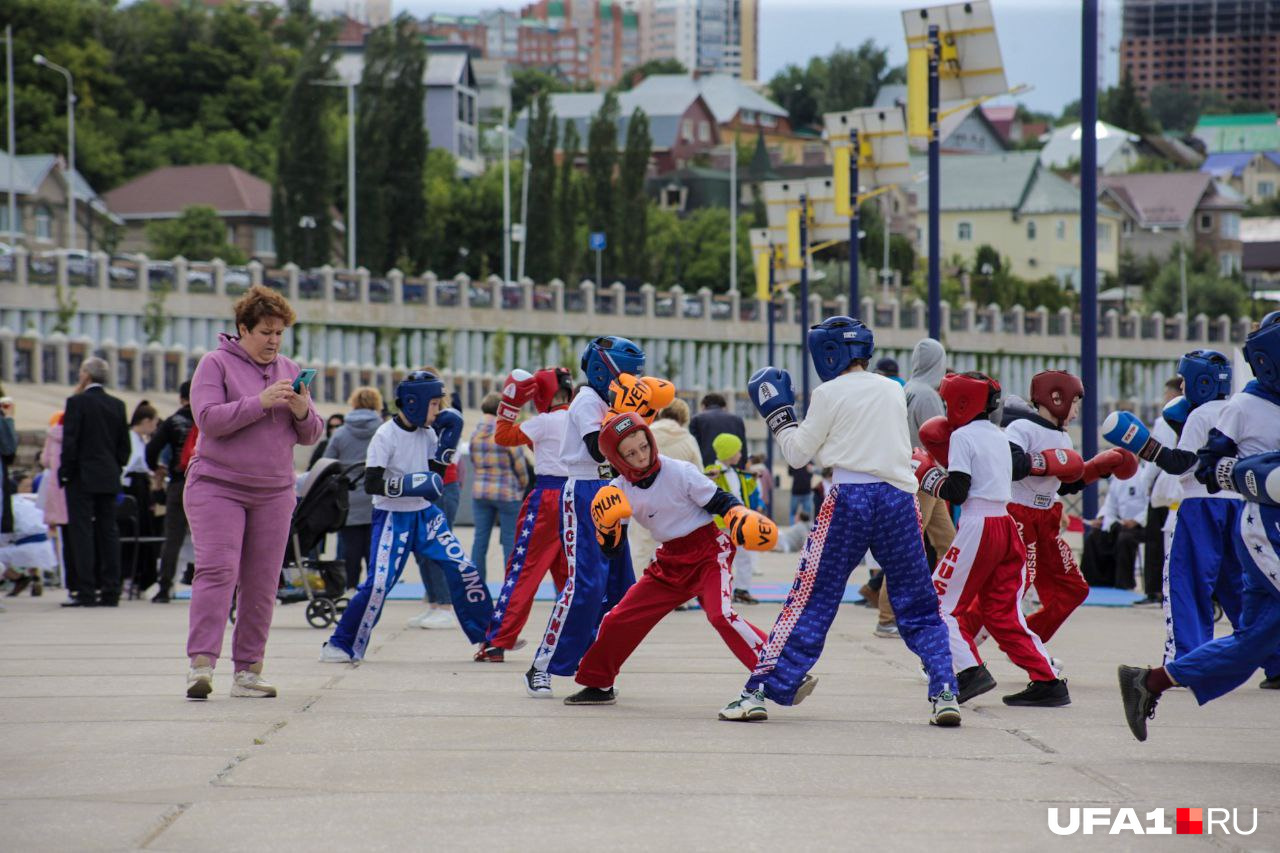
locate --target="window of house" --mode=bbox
[458,91,466,123]
[1056,219,1066,239]
[1122,218,1134,235]
[957,221,972,241]
[698,121,710,142]
[254,226,275,256]
[1220,252,1237,276]
[1221,212,1240,239]
[1258,180,1276,199]
[1098,222,1112,247]
[0,205,8,235]
[35,206,52,241]
[1027,221,1037,240]
[1199,213,1213,232]
[682,119,693,142]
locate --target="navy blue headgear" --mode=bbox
[807,316,875,382]
[580,336,645,397]
[395,370,445,427]
[1177,349,1231,408]
[1244,311,1280,395]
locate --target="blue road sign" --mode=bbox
[589,232,607,251]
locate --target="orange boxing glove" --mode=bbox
[590,485,632,549]
[608,374,675,424]
[724,505,778,552]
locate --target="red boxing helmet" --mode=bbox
[1029,370,1084,428]
[598,411,661,484]
[531,367,573,413]
[940,372,1001,429]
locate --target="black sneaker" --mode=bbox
[1002,678,1071,707]
[1260,674,1280,690]
[957,664,997,704]
[152,589,171,604]
[1118,665,1159,741]
[563,686,616,705]
[181,564,195,586]
[732,589,759,605]
[473,646,504,663]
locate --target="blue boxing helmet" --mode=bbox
[1177,349,1232,408]
[1244,311,1280,395]
[580,336,645,398]
[807,316,875,382]
[395,370,445,427]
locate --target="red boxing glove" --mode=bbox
[499,369,535,422]
[1029,447,1085,482]
[919,416,953,468]
[1080,448,1140,485]
[911,448,948,497]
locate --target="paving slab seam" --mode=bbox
[1069,764,1136,801]
[137,802,191,850]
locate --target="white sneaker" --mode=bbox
[931,690,962,727]
[319,642,353,663]
[186,665,213,700]
[792,674,819,705]
[524,666,553,698]
[231,670,277,698]
[418,609,456,629]
[718,688,767,721]
[406,609,434,628]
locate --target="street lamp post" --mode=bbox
[34,54,75,251]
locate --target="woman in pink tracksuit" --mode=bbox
[184,286,323,700]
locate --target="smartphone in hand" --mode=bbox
[292,368,317,393]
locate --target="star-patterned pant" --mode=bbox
[1164,498,1248,663]
[328,506,493,660]
[576,523,766,689]
[746,482,957,704]
[485,477,571,650]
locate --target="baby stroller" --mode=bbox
[230,458,362,629]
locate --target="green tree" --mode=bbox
[614,58,686,92]
[1147,250,1247,318]
[585,91,620,280]
[510,68,571,118]
[767,41,900,130]
[1147,85,1200,134]
[556,121,582,281]
[147,205,247,263]
[617,108,652,281]
[524,92,559,282]
[1102,68,1155,135]
[272,35,336,267]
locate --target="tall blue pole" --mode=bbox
[799,193,811,411]
[927,24,941,340]
[766,249,776,480]
[1081,0,1099,519]
[849,128,860,317]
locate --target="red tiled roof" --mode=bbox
[103,164,271,219]
[1099,172,1216,227]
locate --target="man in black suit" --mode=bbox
[688,392,747,468]
[59,357,130,607]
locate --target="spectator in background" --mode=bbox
[904,338,956,566]
[1082,475,1148,589]
[689,392,746,468]
[0,396,14,534]
[875,357,904,386]
[775,509,811,553]
[121,400,160,596]
[59,357,130,608]
[408,366,460,630]
[147,382,195,603]
[308,413,346,470]
[747,453,774,518]
[788,463,814,523]
[184,285,322,700]
[468,392,528,583]
[36,411,71,595]
[1138,377,1184,605]
[324,386,383,590]
[629,398,703,573]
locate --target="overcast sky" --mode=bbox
[397,0,1124,115]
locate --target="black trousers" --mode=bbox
[338,524,372,590]
[123,473,160,590]
[1143,505,1169,598]
[1082,523,1145,589]
[65,484,122,603]
[157,479,189,593]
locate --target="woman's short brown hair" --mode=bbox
[659,397,691,426]
[233,285,297,332]
[348,386,383,411]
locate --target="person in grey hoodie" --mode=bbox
[324,387,384,590]
[903,338,956,570]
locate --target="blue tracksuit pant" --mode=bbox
[531,477,635,677]
[1167,503,1280,704]
[746,482,957,703]
[329,505,492,660]
[1163,497,1280,678]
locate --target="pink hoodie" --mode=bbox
[188,333,323,489]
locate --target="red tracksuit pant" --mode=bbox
[485,481,570,650]
[576,523,767,688]
[933,501,1056,682]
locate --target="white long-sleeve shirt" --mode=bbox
[1100,475,1148,529]
[775,370,916,494]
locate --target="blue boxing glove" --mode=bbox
[1101,410,1163,461]
[1210,451,1280,506]
[384,470,444,500]
[431,408,464,465]
[748,367,798,436]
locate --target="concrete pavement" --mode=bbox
[2,547,1278,852]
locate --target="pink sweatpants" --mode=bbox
[184,468,296,671]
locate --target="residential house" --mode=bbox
[472,57,513,123]
[515,87,719,173]
[872,85,1005,154]
[1100,172,1245,276]
[1039,121,1142,175]
[981,104,1048,147]
[1242,217,1280,295]
[424,46,483,176]
[1193,113,1280,154]
[906,150,1122,286]
[1200,151,1280,205]
[0,150,119,251]
[102,164,277,262]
